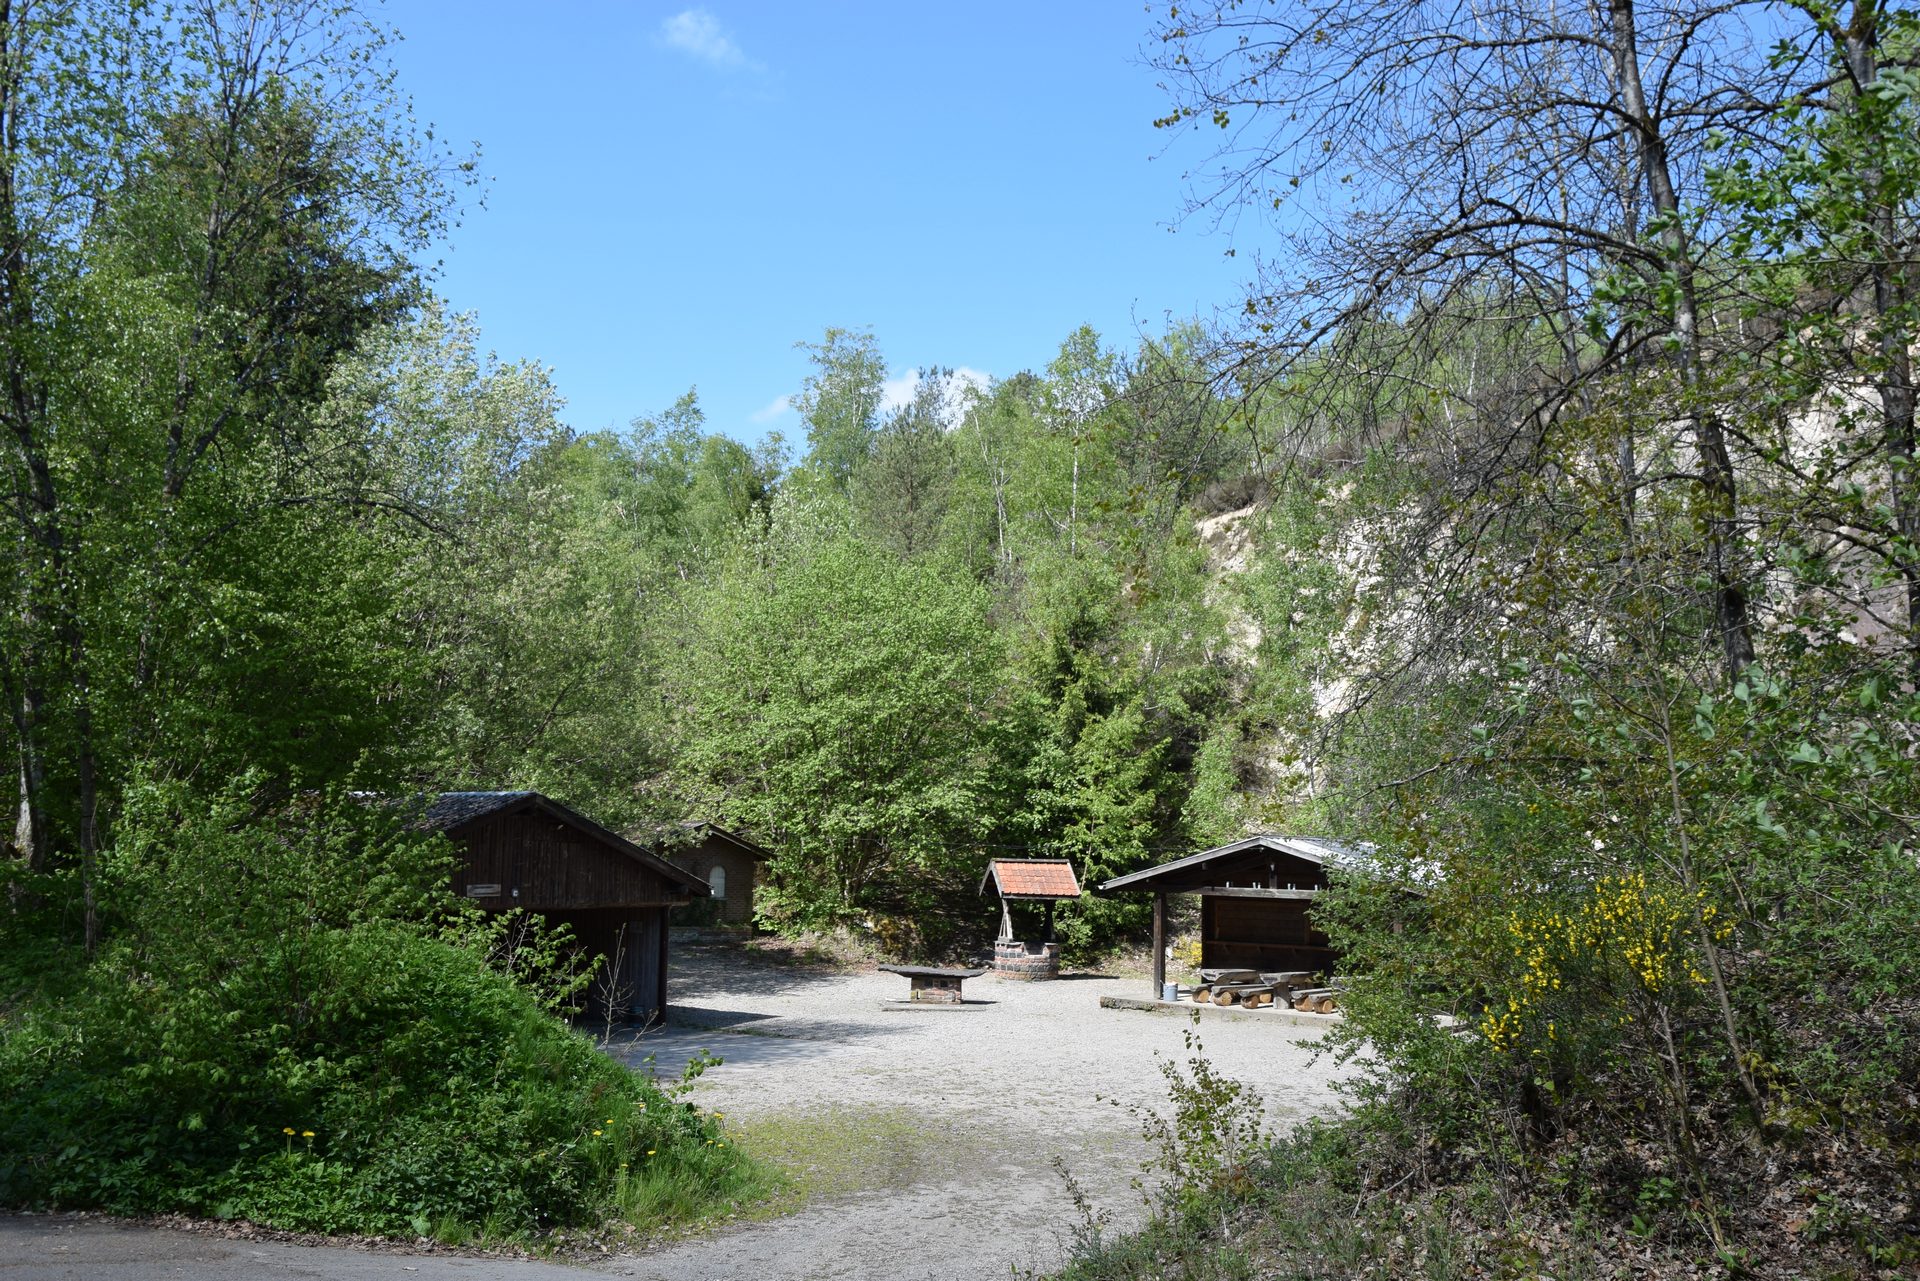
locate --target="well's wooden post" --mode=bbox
[1151,891,1167,999]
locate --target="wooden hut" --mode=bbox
[424,791,710,1024]
[663,821,770,927]
[1100,835,1363,999]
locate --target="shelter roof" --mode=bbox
[423,790,709,897]
[1099,834,1373,894]
[980,858,1082,900]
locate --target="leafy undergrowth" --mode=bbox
[0,789,776,1245]
[0,920,774,1243]
[1054,1111,1920,1281]
[736,930,875,970]
[1048,1029,1920,1281]
[1061,1128,1920,1280]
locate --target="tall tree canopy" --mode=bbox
[0,0,464,944]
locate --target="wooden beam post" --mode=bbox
[1151,891,1167,999]
[655,907,669,1024]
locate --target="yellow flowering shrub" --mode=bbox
[1480,872,1718,1052]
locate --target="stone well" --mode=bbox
[993,938,1061,981]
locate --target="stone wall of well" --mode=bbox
[994,939,1060,980]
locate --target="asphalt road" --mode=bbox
[0,1215,609,1280]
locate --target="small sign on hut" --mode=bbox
[981,858,1081,980]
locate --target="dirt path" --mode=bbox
[0,948,1349,1281]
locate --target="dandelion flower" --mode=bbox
[283,1127,295,1136]
[301,1131,314,1138]
[647,1149,656,1156]
[593,1129,603,1136]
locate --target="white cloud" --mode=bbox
[950,365,992,402]
[748,393,793,424]
[878,366,993,426]
[659,9,758,71]
[877,370,920,416]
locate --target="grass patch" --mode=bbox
[729,1105,986,1212]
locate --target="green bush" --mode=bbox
[0,782,767,1237]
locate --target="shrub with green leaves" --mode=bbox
[0,783,766,1237]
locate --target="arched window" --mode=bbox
[708,864,727,902]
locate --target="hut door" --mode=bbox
[625,912,663,1022]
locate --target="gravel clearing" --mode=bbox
[602,944,1352,1281]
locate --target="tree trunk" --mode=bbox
[0,0,54,891]
[1609,0,1754,682]
[5,657,45,869]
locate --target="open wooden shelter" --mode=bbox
[1100,834,1364,999]
[424,791,710,1024]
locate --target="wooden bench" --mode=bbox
[878,963,988,1004]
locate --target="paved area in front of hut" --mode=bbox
[0,946,1349,1281]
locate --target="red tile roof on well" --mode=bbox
[987,859,1082,899]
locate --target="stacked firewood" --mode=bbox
[1186,969,1346,1013]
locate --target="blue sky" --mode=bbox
[382,2,1253,445]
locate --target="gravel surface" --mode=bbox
[0,946,1352,1281]
[603,946,1351,1281]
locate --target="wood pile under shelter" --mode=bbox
[1186,969,1344,1013]
[981,858,1081,980]
[424,791,711,1025]
[1100,834,1366,1003]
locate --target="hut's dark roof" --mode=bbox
[670,820,772,861]
[423,790,540,830]
[424,790,708,897]
[1100,834,1374,894]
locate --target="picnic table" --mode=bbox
[877,963,989,1004]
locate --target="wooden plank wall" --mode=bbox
[567,908,666,1022]
[671,838,757,923]
[451,812,682,911]
[1200,895,1336,973]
